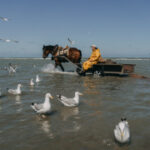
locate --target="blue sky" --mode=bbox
[0,0,150,57]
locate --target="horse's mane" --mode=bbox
[43,45,57,48]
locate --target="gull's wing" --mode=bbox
[9,66,16,73]
[31,103,43,112]
[114,125,122,141]
[31,103,51,114]
[68,38,75,45]
[0,17,8,21]
[8,89,17,95]
[58,95,76,106]
[36,108,49,114]
[123,125,130,141]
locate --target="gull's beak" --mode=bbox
[50,96,54,99]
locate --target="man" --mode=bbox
[82,45,104,71]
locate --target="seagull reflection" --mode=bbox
[65,120,81,133]
[72,121,81,132]
[60,107,79,121]
[37,117,54,139]
[15,95,21,104]
[0,101,2,111]
[83,77,99,95]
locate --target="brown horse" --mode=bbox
[42,45,82,71]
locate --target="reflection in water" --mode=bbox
[60,107,79,121]
[15,95,22,112]
[66,120,81,133]
[60,107,81,133]
[15,95,21,104]
[16,108,22,112]
[83,77,100,95]
[36,116,54,139]
[30,86,34,92]
[41,120,54,139]
[72,121,81,132]
[102,139,112,147]
[0,101,2,111]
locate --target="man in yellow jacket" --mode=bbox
[82,45,104,71]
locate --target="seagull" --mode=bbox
[30,78,34,86]
[57,91,83,107]
[68,38,75,45]
[8,84,22,95]
[0,16,9,22]
[8,63,16,73]
[114,118,130,143]
[0,38,19,43]
[36,75,40,83]
[31,93,53,114]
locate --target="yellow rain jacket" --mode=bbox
[83,48,101,71]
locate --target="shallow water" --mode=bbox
[0,58,150,150]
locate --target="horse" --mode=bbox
[42,45,82,71]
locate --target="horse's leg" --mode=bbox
[55,63,58,69]
[55,61,64,72]
[59,63,64,72]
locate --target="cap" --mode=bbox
[91,44,96,48]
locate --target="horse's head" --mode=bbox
[42,45,58,59]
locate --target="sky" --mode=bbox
[0,0,150,58]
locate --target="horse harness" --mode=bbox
[55,46,70,57]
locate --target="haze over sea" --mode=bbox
[0,57,150,150]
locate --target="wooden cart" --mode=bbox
[76,63,135,76]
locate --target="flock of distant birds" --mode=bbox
[1,15,130,145]
[0,63,131,144]
[0,16,74,45]
[0,16,19,43]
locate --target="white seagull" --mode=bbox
[0,38,19,43]
[31,93,53,114]
[36,75,40,83]
[8,84,22,95]
[30,78,34,86]
[114,118,130,143]
[0,16,9,22]
[68,38,75,45]
[8,63,16,73]
[57,91,83,107]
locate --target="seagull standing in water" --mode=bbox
[8,63,16,73]
[30,78,34,86]
[57,91,83,107]
[114,118,130,143]
[36,75,40,83]
[8,84,22,95]
[31,93,53,114]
